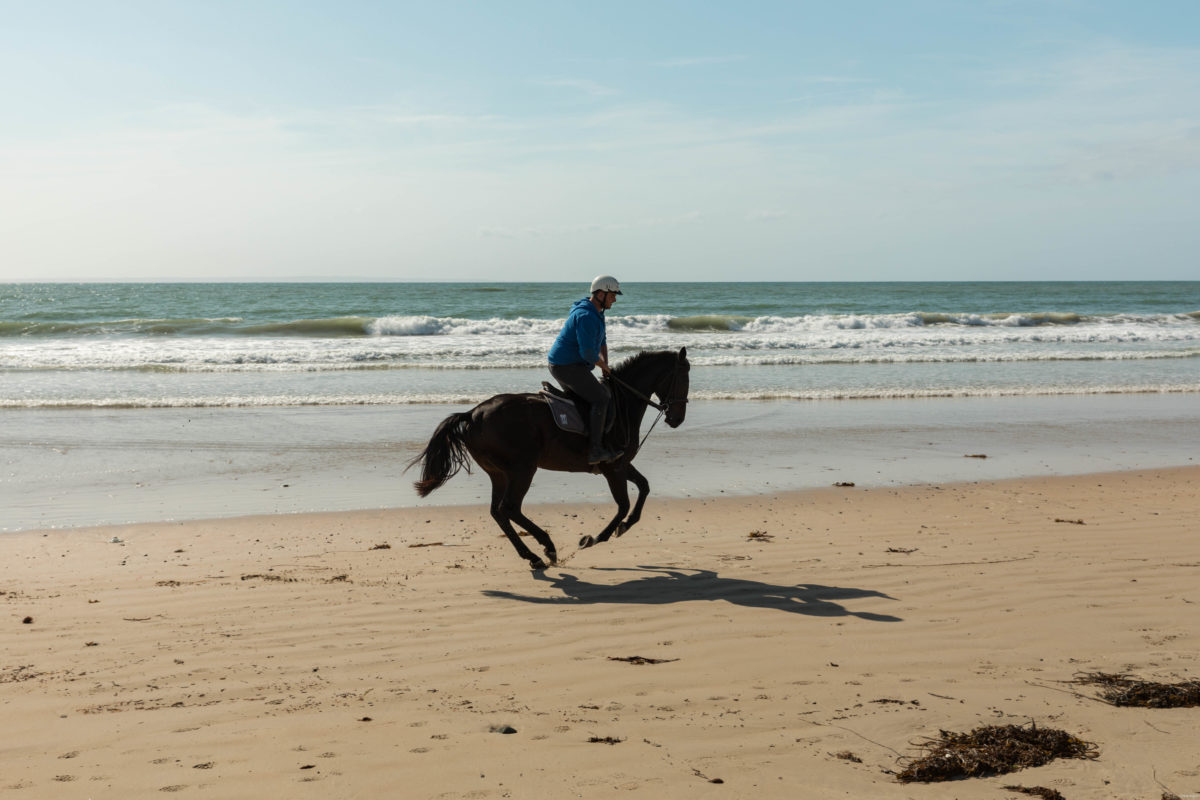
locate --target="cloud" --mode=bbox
[375,112,502,128]
[5,35,1199,280]
[473,212,704,242]
[798,75,871,85]
[653,55,748,68]
[537,78,620,97]
[10,41,1197,192]
[940,44,1200,184]
[746,210,790,222]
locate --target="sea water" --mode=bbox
[2,281,1198,530]
[2,281,1197,407]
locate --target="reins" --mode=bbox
[608,373,665,411]
[606,354,687,453]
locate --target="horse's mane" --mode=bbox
[611,349,674,378]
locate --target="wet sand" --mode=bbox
[3,393,1198,531]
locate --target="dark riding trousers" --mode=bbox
[548,363,611,435]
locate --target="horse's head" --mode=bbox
[659,347,690,428]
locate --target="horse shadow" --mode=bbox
[482,565,902,622]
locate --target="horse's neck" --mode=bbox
[615,364,659,403]
[614,358,667,421]
[621,391,652,427]
[624,375,658,400]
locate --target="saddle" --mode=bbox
[539,382,614,437]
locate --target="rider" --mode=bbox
[548,275,624,464]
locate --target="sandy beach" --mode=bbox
[6,6,1200,795]
[4,465,1199,798]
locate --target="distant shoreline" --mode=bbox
[6,278,1200,284]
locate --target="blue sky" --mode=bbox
[3,1,1199,281]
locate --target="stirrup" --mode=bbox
[588,447,623,465]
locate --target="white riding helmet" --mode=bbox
[590,275,622,295]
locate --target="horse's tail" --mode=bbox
[407,411,473,497]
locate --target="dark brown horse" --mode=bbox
[408,348,690,569]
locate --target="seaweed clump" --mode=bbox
[895,722,1098,783]
[1003,787,1065,800]
[1074,672,1200,708]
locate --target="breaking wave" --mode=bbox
[4,310,1197,340]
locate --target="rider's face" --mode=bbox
[593,291,616,311]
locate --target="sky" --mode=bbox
[2,1,1199,282]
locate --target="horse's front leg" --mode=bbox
[618,464,650,535]
[580,468,631,548]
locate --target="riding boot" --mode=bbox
[587,402,622,464]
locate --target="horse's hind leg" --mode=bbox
[486,470,548,570]
[500,468,559,566]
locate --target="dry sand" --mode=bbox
[3,467,1199,799]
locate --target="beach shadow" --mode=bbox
[483,565,902,622]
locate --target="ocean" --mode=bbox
[3,281,1199,531]
[2,281,1198,408]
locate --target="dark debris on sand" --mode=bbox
[895,722,1098,783]
[1073,672,1200,708]
[1003,786,1065,800]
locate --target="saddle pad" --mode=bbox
[539,391,586,435]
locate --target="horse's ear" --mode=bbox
[679,346,687,361]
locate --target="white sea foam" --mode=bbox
[688,384,1200,401]
[369,315,561,336]
[5,382,1199,409]
[3,283,1198,408]
[0,393,486,409]
[1,326,1197,373]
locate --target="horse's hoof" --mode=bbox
[579,535,595,549]
[615,522,628,537]
[529,558,548,570]
[545,551,558,565]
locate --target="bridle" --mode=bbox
[607,352,689,451]
[608,353,688,413]
[656,355,689,419]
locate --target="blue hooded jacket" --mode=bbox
[548,297,606,367]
